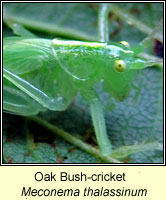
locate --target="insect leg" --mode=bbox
[3,84,45,115]
[3,101,39,116]
[98,3,110,42]
[133,19,163,55]
[90,98,112,156]
[3,68,58,111]
[141,19,163,48]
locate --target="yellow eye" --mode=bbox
[114,60,126,72]
[119,41,130,48]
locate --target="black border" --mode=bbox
[1,0,165,166]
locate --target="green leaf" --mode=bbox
[3,3,98,41]
[3,115,58,163]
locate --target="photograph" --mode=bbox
[2,2,164,164]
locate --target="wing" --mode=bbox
[3,37,76,114]
[3,37,53,74]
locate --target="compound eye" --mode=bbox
[114,60,126,72]
[119,41,130,48]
